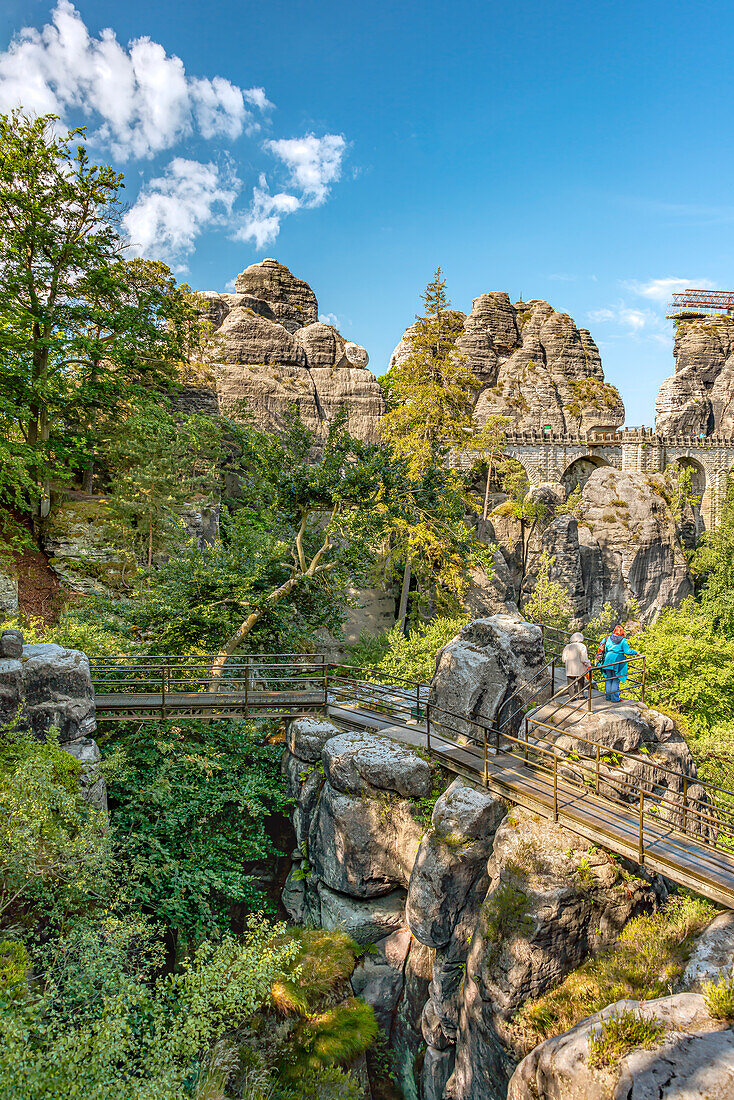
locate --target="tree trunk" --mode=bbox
[208,576,300,692]
[479,467,492,541]
[397,559,412,634]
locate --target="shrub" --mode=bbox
[345,616,468,684]
[703,971,734,1019]
[587,1008,666,1068]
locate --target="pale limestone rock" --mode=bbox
[322,730,432,798]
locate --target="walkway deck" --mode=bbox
[91,657,734,910]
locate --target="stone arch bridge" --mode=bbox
[456,427,734,529]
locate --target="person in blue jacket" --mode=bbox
[598,625,638,702]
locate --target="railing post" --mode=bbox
[161,665,166,722]
[524,717,529,763]
[553,753,558,821]
[638,788,645,866]
[244,656,249,713]
[426,702,431,754]
[587,673,593,713]
[483,726,488,786]
[323,657,328,710]
[495,725,500,755]
[551,657,556,695]
[683,777,688,834]
[595,742,600,794]
[641,657,646,703]
[416,681,421,721]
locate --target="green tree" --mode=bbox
[522,551,573,634]
[380,269,486,627]
[105,403,222,568]
[694,480,734,634]
[463,413,512,539]
[0,112,205,524]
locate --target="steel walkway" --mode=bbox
[90,650,734,909]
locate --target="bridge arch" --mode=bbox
[561,454,611,496]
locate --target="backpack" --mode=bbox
[596,636,611,665]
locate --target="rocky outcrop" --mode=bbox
[389,294,625,434]
[0,630,106,812]
[656,314,734,436]
[201,260,386,443]
[488,466,692,623]
[444,810,664,1100]
[0,566,18,617]
[42,495,129,594]
[508,992,734,1100]
[681,910,734,990]
[280,611,682,1100]
[430,616,549,740]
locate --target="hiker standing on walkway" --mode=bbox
[598,625,638,703]
[561,631,591,699]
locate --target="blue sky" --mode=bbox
[2,0,733,424]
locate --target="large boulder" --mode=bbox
[0,633,105,812]
[322,730,432,798]
[429,615,549,741]
[406,778,506,948]
[656,313,734,436]
[508,992,734,1100]
[309,783,423,898]
[681,910,734,991]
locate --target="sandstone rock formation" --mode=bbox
[486,466,692,623]
[281,684,666,1099]
[656,313,734,436]
[430,616,549,741]
[508,992,734,1100]
[389,294,625,434]
[197,259,386,443]
[0,630,106,812]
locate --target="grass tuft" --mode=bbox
[702,972,734,1019]
[587,1008,666,1068]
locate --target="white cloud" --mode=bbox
[0,0,269,158]
[233,174,301,249]
[624,276,717,303]
[587,303,656,334]
[266,132,346,206]
[123,158,239,262]
[319,312,339,327]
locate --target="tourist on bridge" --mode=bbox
[561,632,591,699]
[598,625,638,703]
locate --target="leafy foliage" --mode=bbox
[702,971,734,1019]
[522,552,573,634]
[106,719,290,951]
[346,616,468,683]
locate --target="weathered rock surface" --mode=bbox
[445,810,664,1100]
[390,294,625,434]
[0,567,18,616]
[490,466,693,622]
[322,730,432,798]
[42,494,129,594]
[508,992,734,1100]
[656,313,734,436]
[234,258,318,332]
[681,910,734,991]
[430,615,549,740]
[0,633,106,811]
[201,260,385,442]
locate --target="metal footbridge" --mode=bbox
[91,639,734,909]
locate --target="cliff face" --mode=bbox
[200,259,386,443]
[390,294,625,434]
[655,314,734,436]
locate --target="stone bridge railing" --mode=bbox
[454,428,734,529]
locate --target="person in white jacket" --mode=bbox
[561,632,591,699]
